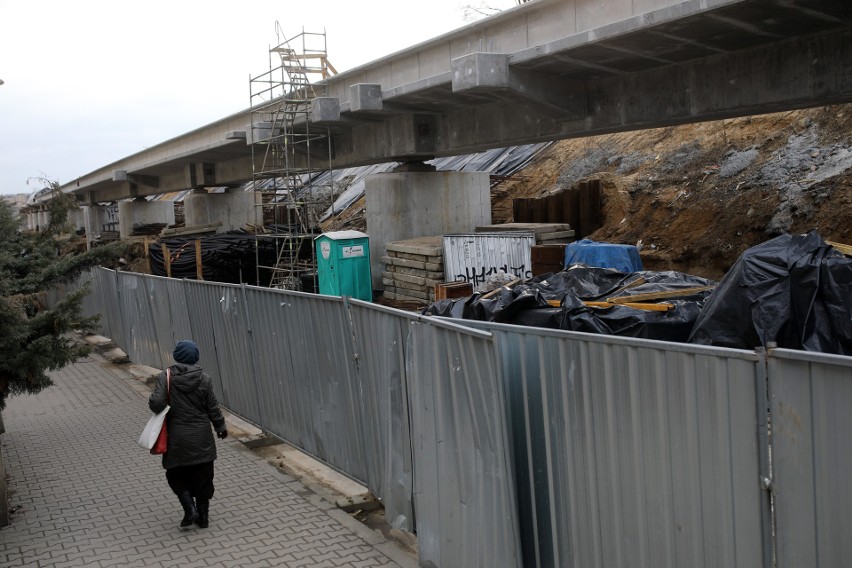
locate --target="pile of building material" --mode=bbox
[382,236,444,303]
[475,222,575,244]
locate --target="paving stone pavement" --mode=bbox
[0,356,414,568]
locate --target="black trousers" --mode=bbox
[165,462,215,500]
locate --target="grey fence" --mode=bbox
[768,348,852,568]
[62,268,851,568]
[458,319,770,568]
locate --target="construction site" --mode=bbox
[7,2,852,567]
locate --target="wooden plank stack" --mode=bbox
[475,222,575,244]
[381,236,445,303]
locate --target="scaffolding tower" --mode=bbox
[249,26,337,289]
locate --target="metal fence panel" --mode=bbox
[116,272,168,368]
[408,318,522,568]
[182,280,225,400]
[96,270,125,347]
[164,277,193,350]
[347,299,417,531]
[242,287,313,448]
[457,319,767,568]
[769,349,852,568]
[242,287,366,481]
[184,281,259,422]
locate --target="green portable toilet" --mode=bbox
[314,231,372,301]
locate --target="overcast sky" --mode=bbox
[0,0,518,195]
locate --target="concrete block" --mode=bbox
[385,236,444,257]
[335,492,382,513]
[311,97,340,123]
[83,335,114,347]
[101,347,129,365]
[125,364,161,383]
[452,52,510,92]
[350,83,383,112]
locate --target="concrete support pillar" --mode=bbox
[37,210,49,230]
[26,213,36,231]
[117,199,176,239]
[365,170,491,289]
[183,190,260,232]
[70,208,86,234]
[82,205,104,249]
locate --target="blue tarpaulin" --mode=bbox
[564,239,643,272]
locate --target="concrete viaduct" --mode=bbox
[32,0,852,283]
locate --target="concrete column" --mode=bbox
[183,190,261,232]
[117,199,175,239]
[83,205,104,249]
[37,210,49,230]
[365,170,491,289]
[70,208,86,234]
[27,213,36,231]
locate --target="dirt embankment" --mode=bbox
[492,105,852,280]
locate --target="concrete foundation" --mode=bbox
[183,190,260,232]
[365,170,491,289]
[117,200,175,239]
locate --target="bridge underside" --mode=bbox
[63,0,852,203]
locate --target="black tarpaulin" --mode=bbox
[423,266,717,343]
[689,230,852,355]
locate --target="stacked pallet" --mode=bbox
[475,222,575,244]
[381,236,444,303]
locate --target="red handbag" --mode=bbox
[151,369,170,455]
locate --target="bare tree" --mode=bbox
[463,0,531,21]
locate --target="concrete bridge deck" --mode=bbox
[55,0,852,203]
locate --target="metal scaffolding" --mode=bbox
[249,26,337,289]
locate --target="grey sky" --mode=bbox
[0,0,516,195]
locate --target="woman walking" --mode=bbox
[149,339,228,529]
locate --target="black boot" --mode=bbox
[195,498,209,528]
[177,491,198,530]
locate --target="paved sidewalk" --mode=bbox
[0,355,415,568]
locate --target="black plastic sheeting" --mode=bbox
[689,230,852,355]
[148,231,281,286]
[424,266,717,343]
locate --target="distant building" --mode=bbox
[1,193,29,217]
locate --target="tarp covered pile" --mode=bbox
[424,230,852,354]
[689,230,851,355]
[424,266,716,343]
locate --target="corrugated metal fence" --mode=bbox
[58,268,851,568]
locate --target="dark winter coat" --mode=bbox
[148,363,226,470]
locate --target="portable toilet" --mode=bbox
[314,231,372,301]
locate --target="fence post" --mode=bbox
[754,346,776,568]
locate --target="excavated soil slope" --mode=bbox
[491,104,852,280]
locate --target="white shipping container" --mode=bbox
[443,232,535,291]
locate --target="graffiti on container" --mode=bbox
[454,265,532,287]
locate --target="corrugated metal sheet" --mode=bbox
[97,270,124,346]
[242,286,367,480]
[456,319,768,568]
[185,281,259,421]
[443,232,536,290]
[768,348,852,568]
[116,272,168,368]
[347,299,417,530]
[408,317,522,568]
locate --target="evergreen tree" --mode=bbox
[0,189,123,408]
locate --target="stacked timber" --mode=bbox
[475,222,575,244]
[381,236,444,304]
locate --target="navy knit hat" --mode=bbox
[173,340,199,365]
